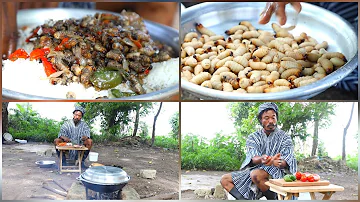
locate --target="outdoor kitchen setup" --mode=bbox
[77,166,130,200]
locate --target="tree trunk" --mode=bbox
[311,120,319,156]
[2,102,9,142]
[132,104,141,137]
[342,103,355,161]
[151,102,162,147]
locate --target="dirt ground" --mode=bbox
[181,169,358,200]
[2,142,179,200]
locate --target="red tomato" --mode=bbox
[307,174,315,182]
[295,172,302,180]
[313,174,320,182]
[300,174,307,182]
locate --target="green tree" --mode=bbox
[8,103,60,142]
[2,102,9,142]
[151,102,162,146]
[169,111,179,140]
[79,102,153,139]
[308,102,336,156]
[342,102,355,161]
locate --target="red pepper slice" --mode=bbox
[30,49,45,60]
[129,35,142,49]
[40,57,57,77]
[54,38,69,51]
[8,49,29,61]
[42,48,50,55]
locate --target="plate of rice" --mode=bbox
[2,8,179,100]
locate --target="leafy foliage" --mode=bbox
[78,102,153,138]
[151,136,179,149]
[8,103,62,142]
[181,133,242,171]
[169,111,179,140]
[333,153,358,171]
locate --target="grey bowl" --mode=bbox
[36,160,56,168]
[2,8,179,100]
[181,2,358,100]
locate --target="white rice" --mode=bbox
[2,27,179,99]
[2,57,179,99]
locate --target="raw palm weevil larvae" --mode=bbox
[181,21,347,93]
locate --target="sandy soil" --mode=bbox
[181,170,358,200]
[2,142,179,200]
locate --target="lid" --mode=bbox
[3,133,13,141]
[81,166,129,185]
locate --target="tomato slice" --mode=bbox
[8,48,29,61]
[30,49,45,60]
[40,57,57,77]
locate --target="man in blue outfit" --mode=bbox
[220,103,297,200]
[54,105,93,167]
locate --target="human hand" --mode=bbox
[271,153,283,167]
[258,2,302,26]
[62,136,71,143]
[261,154,272,165]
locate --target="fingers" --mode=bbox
[275,3,287,26]
[291,2,302,13]
[258,2,276,25]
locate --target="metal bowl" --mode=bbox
[35,160,56,168]
[181,2,358,100]
[81,166,130,185]
[2,8,179,100]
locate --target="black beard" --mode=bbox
[73,119,80,125]
[262,123,277,131]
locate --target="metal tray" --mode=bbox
[36,160,56,168]
[181,2,358,100]
[3,8,179,100]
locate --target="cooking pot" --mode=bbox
[77,166,130,193]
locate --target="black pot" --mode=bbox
[78,176,128,193]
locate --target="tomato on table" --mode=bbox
[300,174,307,182]
[295,171,302,180]
[307,174,315,182]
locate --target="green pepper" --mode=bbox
[284,174,295,182]
[290,175,296,181]
[110,89,137,98]
[90,69,123,90]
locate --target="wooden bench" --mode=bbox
[264,181,344,200]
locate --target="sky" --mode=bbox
[7,102,179,137]
[181,102,358,158]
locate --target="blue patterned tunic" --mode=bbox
[58,119,90,160]
[231,127,297,199]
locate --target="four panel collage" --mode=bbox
[1,1,358,201]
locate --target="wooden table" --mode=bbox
[56,146,88,174]
[265,181,344,200]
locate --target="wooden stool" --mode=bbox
[56,146,89,174]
